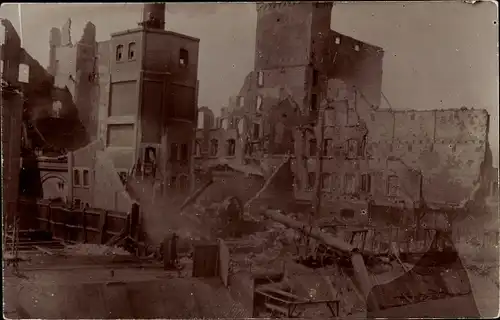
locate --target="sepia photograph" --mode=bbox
[1,1,499,319]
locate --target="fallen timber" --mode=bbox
[261,209,379,312]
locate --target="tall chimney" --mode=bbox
[140,3,166,30]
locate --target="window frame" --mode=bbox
[226,139,236,157]
[116,44,124,62]
[257,71,264,87]
[209,139,219,157]
[179,48,189,68]
[73,168,81,187]
[127,42,136,60]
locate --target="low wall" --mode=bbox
[17,199,138,245]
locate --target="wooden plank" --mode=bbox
[262,287,302,301]
[255,289,294,304]
[98,210,108,244]
[218,238,230,287]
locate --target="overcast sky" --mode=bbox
[1,2,498,165]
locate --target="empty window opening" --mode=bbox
[312,69,319,86]
[307,172,316,190]
[331,174,340,191]
[57,181,65,191]
[179,48,189,67]
[145,147,157,163]
[227,139,236,156]
[237,118,245,134]
[354,44,360,52]
[344,174,355,194]
[73,169,81,186]
[252,123,260,140]
[257,71,264,87]
[346,139,358,159]
[256,95,263,111]
[194,140,202,157]
[335,37,341,45]
[221,118,229,130]
[170,143,179,161]
[128,42,136,60]
[118,171,128,184]
[309,139,317,156]
[52,101,63,118]
[310,94,318,112]
[116,45,123,61]
[358,138,366,157]
[360,174,371,193]
[210,139,218,157]
[74,198,81,208]
[18,63,29,83]
[321,173,330,190]
[340,209,354,219]
[180,144,189,162]
[82,169,90,187]
[323,139,333,156]
[170,175,177,188]
[238,96,245,108]
[179,175,189,191]
[408,144,413,152]
[387,175,400,197]
[410,113,415,120]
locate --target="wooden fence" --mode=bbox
[17,198,140,245]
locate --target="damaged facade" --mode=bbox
[196,2,496,222]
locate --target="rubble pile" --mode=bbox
[64,244,130,256]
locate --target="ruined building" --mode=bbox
[49,4,199,188]
[196,2,496,223]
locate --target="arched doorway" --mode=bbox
[41,174,68,202]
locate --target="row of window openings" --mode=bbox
[308,139,365,158]
[73,168,90,187]
[255,69,320,89]
[169,175,190,191]
[115,43,189,68]
[195,139,236,157]
[305,173,399,197]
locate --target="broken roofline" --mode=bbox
[377,107,489,114]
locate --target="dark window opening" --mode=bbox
[492,181,498,196]
[82,169,90,187]
[360,174,371,193]
[73,169,81,186]
[346,139,358,159]
[340,209,355,219]
[170,175,177,188]
[128,42,136,60]
[180,143,188,162]
[116,45,123,61]
[118,171,128,185]
[194,140,202,157]
[387,175,399,197]
[227,139,236,156]
[170,143,179,161]
[344,174,355,194]
[309,139,317,156]
[179,175,189,191]
[252,123,260,140]
[323,139,332,156]
[312,69,319,86]
[179,48,189,67]
[210,139,218,157]
[310,94,318,112]
[307,172,316,190]
[321,173,330,190]
[145,147,157,164]
[74,198,81,208]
